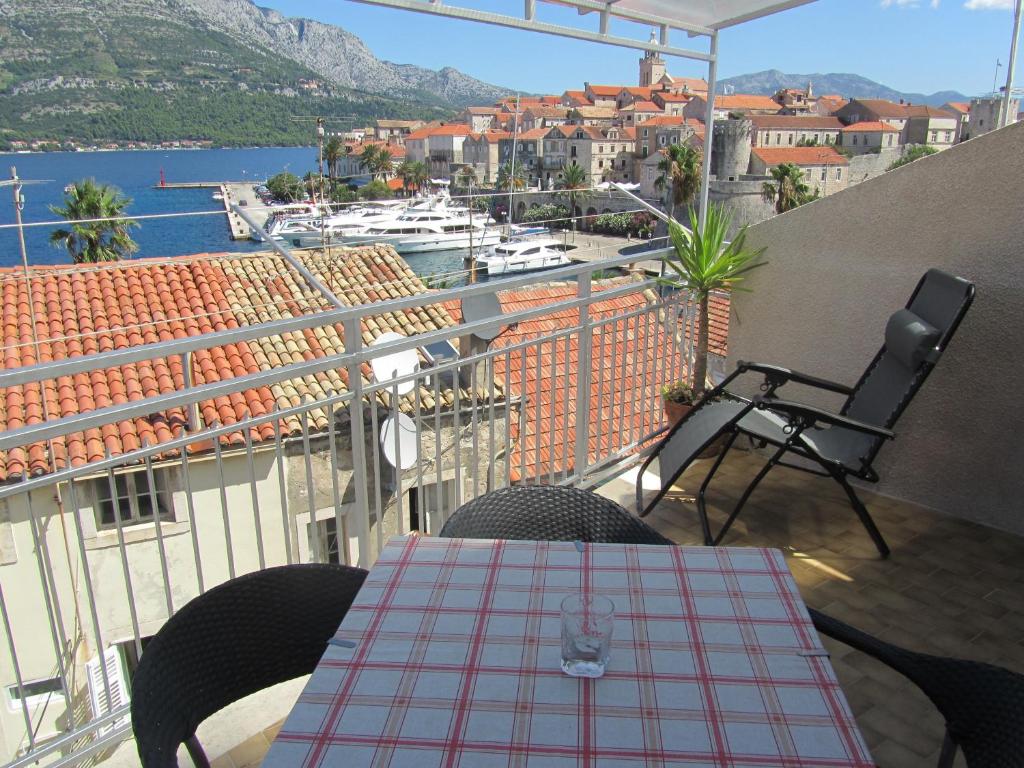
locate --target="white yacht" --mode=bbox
[339,209,502,254]
[475,238,577,275]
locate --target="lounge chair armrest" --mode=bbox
[736,361,854,396]
[753,396,895,440]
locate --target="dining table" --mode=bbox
[263,535,873,767]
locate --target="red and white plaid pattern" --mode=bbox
[266,537,873,767]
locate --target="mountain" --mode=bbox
[718,70,971,107]
[0,0,513,146]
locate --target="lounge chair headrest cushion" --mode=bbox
[886,309,940,369]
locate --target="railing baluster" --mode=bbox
[143,450,175,617]
[534,342,542,484]
[300,408,320,563]
[211,428,236,580]
[328,404,345,565]
[0,581,36,753]
[343,316,372,568]
[180,437,206,590]
[369,397,385,555]
[574,272,593,481]
[453,363,462,508]
[486,356,496,493]
[414,379,425,533]
[561,332,571,483]
[106,464,144,659]
[503,349,512,489]
[470,358,480,501]
[272,415,293,566]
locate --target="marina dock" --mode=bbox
[155,180,267,240]
[566,232,665,276]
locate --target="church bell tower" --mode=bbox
[638,29,666,87]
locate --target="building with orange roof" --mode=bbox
[583,83,623,107]
[615,86,655,109]
[813,95,849,116]
[772,82,818,115]
[683,93,781,121]
[838,121,902,154]
[561,90,591,107]
[459,106,501,132]
[651,90,694,116]
[750,146,849,196]
[567,105,617,125]
[942,101,971,143]
[374,119,424,145]
[403,123,474,175]
[461,130,511,184]
[903,105,959,149]
[749,115,844,148]
[540,123,635,188]
[521,106,570,132]
[616,100,664,127]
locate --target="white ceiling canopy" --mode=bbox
[347,0,817,61]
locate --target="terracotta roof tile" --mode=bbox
[0,248,495,482]
[713,94,782,112]
[840,121,901,132]
[752,146,849,166]
[445,281,729,482]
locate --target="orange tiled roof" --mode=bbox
[630,100,662,112]
[904,105,958,120]
[517,127,551,140]
[448,281,729,481]
[0,248,484,482]
[849,99,909,119]
[406,123,473,140]
[653,92,693,103]
[815,96,849,114]
[752,146,849,166]
[665,76,708,91]
[562,90,591,106]
[570,106,617,119]
[621,86,655,98]
[713,94,782,112]
[841,121,901,132]
[944,102,971,115]
[620,126,637,140]
[465,106,501,115]
[586,85,625,97]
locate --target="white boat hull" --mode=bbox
[341,230,504,254]
[475,252,572,274]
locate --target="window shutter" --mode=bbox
[86,647,130,734]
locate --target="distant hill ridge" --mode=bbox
[0,0,513,145]
[718,70,970,107]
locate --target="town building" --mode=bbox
[461,131,509,184]
[634,116,703,160]
[966,96,1021,140]
[835,99,911,135]
[567,105,618,126]
[651,91,693,116]
[942,102,971,142]
[583,84,621,108]
[683,94,782,121]
[773,83,817,115]
[838,121,901,154]
[521,106,571,132]
[813,95,849,116]
[749,146,849,197]
[460,107,501,132]
[749,115,843,148]
[903,106,958,150]
[404,123,473,177]
[374,120,424,145]
[498,128,549,187]
[616,100,663,127]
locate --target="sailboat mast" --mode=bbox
[507,94,520,230]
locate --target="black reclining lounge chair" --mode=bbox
[636,268,975,558]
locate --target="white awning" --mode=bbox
[546,0,817,35]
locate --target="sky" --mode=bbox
[260,0,1021,98]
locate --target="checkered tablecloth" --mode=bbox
[265,536,873,767]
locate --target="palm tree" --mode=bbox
[375,148,394,181]
[395,159,416,196]
[761,163,815,214]
[556,163,590,233]
[49,180,139,263]
[655,144,702,221]
[661,204,766,393]
[409,161,430,194]
[324,137,344,183]
[359,145,381,180]
[496,160,526,193]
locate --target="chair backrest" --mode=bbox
[809,608,1024,766]
[839,268,975,468]
[439,485,674,545]
[131,564,367,768]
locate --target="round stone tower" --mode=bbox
[711,118,753,181]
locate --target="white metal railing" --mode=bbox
[0,253,700,767]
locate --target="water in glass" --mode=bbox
[560,593,614,678]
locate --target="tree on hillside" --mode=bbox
[654,143,702,221]
[49,180,138,263]
[267,172,304,202]
[761,163,816,214]
[887,144,938,171]
[555,163,591,233]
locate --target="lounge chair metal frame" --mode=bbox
[637,269,975,559]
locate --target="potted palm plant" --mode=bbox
[660,202,766,425]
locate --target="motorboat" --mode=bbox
[337,208,502,254]
[474,237,577,275]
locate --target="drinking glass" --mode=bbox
[560,593,615,678]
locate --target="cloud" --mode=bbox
[880,0,940,8]
[964,0,1013,8]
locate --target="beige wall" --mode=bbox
[725,121,1024,533]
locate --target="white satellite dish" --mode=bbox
[380,413,419,470]
[369,331,419,396]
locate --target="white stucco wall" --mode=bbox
[725,121,1024,533]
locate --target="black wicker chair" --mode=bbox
[638,269,975,558]
[439,485,674,544]
[131,563,368,768]
[809,608,1024,767]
